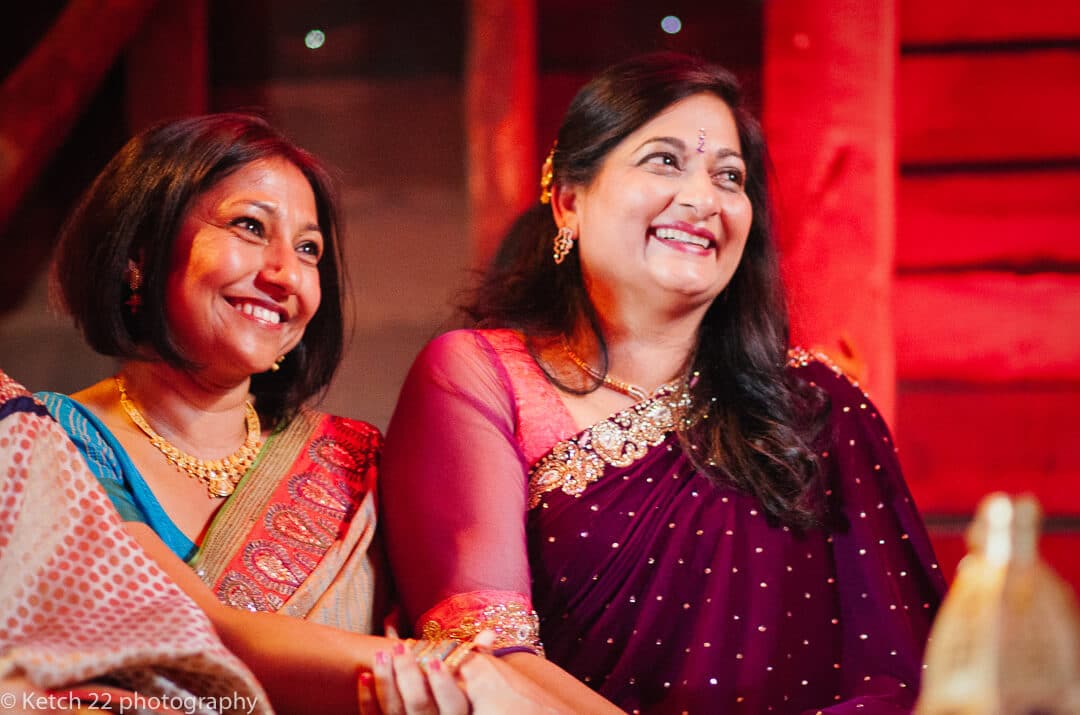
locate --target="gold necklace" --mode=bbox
[561,335,650,401]
[115,376,262,498]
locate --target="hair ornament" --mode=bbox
[539,141,557,204]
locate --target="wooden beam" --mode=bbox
[901,0,1080,44]
[465,0,537,267]
[764,0,898,418]
[895,273,1080,382]
[0,0,157,233]
[898,170,1080,269]
[125,0,208,133]
[900,50,1080,165]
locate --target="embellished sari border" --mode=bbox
[527,382,692,509]
[191,408,326,583]
[418,590,544,656]
[787,346,862,389]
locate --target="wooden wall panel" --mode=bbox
[896,1,1080,597]
[894,273,1080,382]
[764,0,898,418]
[900,50,1080,164]
[898,384,1080,514]
[901,0,1080,44]
[898,170,1080,269]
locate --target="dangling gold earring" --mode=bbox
[124,259,143,315]
[269,355,285,372]
[553,226,576,264]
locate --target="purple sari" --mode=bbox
[381,330,945,713]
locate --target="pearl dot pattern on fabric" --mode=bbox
[0,376,268,713]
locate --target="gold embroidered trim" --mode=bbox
[787,346,862,389]
[421,602,545,655]
[527,383,692,509]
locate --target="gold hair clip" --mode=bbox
[539,142,557,204]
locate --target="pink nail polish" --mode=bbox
[375,651,387,666]
[393,642,406,656]
[429,659,442,673]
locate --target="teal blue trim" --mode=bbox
[37,392,197,561]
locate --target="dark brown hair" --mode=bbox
[463,52,828,528]
[53,113,346,426]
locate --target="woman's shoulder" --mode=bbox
[34,390,130,486]
[297,407,383,447]
[36,391,107,438]
[408,328,527,383]
[785,346,875,409]
[420,328,524,358]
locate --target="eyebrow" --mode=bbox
[238,199,322,234]
[633,136,744,161]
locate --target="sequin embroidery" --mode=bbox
[422,601,545,655]
[528,382,692,509]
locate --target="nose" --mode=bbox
[676,165,719,219]
[256,239,302,298]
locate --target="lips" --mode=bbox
[228,299,286,325]
[651,226,716,250]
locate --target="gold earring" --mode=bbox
[553,226,576,264]
[269,355,285,372]
[125,259,143,315]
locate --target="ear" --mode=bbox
[551,181,582,233]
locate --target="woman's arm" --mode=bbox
[126,522,473,715]
[796,359,947,713]
[125,522,384,714]
[380,331,622,714]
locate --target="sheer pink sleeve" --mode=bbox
[380,329,542,650]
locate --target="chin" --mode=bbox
[656,273,723,299]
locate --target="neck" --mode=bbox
[574,309,701,394]
[117,361,256,457]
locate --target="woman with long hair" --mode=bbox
[381,52,945,713]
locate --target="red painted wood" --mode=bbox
[898,170,1080,269]
[125,0,208,133]
[901,0,1080,44]
[466,0,537,267]
[900,50,1080,164]
[764,0,898,418]
[894,274,1080,382]
[929,533,1080,597]
[898,384,1080,514]
[0,0,156,232]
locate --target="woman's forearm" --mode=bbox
[124,522,384,714]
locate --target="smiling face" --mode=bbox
[165,157,324,383]
[555,93,753,323]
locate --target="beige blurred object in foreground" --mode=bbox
[917,493,1080,714]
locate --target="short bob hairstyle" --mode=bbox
[53,113,346,425]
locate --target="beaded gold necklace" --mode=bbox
[560,336,650,401]
[115,376,261,498]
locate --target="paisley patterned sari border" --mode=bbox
[191,408,324,583]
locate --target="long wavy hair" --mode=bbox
[462,52,829,528]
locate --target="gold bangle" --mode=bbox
[423,640,458,665]
[443,641,479,671]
